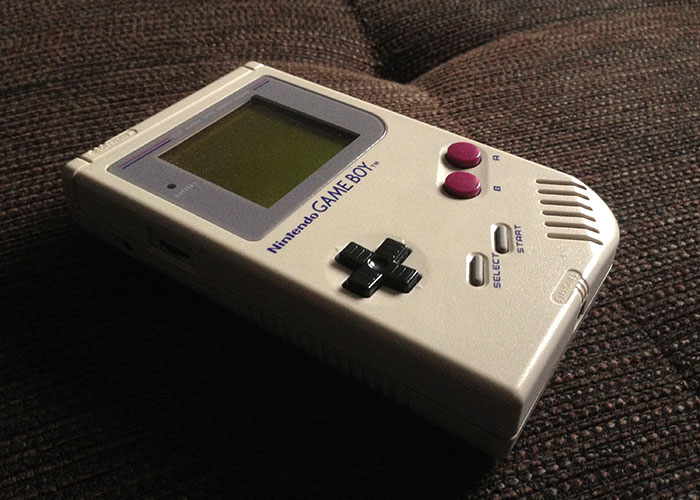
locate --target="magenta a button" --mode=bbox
[444,171,481,199]
[447,142,481,169]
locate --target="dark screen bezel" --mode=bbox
[107,76,386,241]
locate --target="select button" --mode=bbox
[468,254,486,287]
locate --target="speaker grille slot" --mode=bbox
[538,178,602,245]
[540,199,593,210]
[544,221,600,233]
[537,189,590,200]
[536,178,587,190]
[546,233,604,245]
[541,210,597,222]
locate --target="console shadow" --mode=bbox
[2,227,497,498]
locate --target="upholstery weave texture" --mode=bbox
[2,0,698,497]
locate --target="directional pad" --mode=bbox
[335,238,422,297]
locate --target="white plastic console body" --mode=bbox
[63,62,619,456]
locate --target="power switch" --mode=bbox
[494,224,511,254]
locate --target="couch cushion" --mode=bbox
[1,0,698,498]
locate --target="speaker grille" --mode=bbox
[537,179,603,245]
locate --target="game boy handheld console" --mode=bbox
[63,62,619,456]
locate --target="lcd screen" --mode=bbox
[160,97,358,208]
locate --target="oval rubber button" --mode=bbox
[444,171,481,199]
[469,254,486,286]
[494,224,511,254]
[446,142,481,169]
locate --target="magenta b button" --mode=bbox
[444,171,481,199]
[447,142,481,169]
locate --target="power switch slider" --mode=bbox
[494,224,511,254]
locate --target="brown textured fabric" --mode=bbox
[1,0,698,498]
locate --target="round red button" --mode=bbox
[446,142,481,169]
[444,171,481,199]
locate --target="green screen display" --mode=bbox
[160,98,358,208]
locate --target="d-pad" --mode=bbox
[335,238,422,297]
